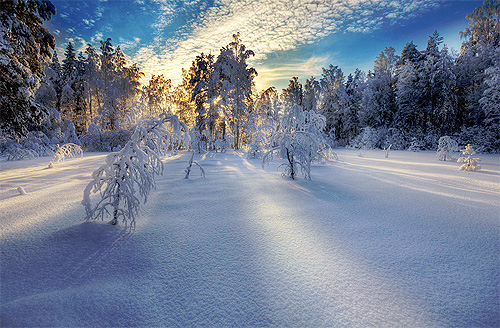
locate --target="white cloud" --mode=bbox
[254,55,331,91]
[130,0,441,86]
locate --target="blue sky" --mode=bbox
[45,0,482,91]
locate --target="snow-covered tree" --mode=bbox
[436,136,459,161]
[262,104,333,180]
[82,114,190,228]
[188,53,214,132]
[479,51,500,127]
[457,144,481,171]
[281,77,303,108]
[142,74,171,118]
[455,0,499,129]
[209,33,257,149]
[0,0,56,137]
[303,76,320,113]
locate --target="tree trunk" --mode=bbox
[286,148,295,180]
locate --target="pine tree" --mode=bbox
[456,0,499,128]
[319,65,345,138]
[479,53,500,127]
[83,44,101,123]
[281,77,303,108]
[62,42,77,81]
[0,0,56,137]
[303,76,320,113]
[457,144,481,171]
[188,53,214,132]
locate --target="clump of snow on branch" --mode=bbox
[262,104,335,180]
[457,144,481,171]
[436,136,458,161]
[48,143,83,168]
[82,114,189,228]
[160,113,191,154]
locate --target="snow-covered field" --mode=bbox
[1,149,499,327]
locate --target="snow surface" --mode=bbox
[1,149,499,327]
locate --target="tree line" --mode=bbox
[1,0,499,153]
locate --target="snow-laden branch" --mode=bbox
[82,113,189,228]
[262,104,336,180]
[48,143,83,168]
[184,152,205,179]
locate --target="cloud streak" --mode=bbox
[129,0,440,89]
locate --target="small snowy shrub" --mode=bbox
[457,144,481,171]
[80,128,133,152]
[7,148,39,161]
[407,137,423,152]
[48,143,83,168]
[62,122,80,145]
[436,136,458,161]
[162,113,191,151]
[184,152,205,179]
[22,131,56,157]
[350,127,381,150]
[262,104,334,180]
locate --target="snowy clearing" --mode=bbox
[1,149,499,327]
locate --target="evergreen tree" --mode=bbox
[374,46,398,78]
[456,0,499,128]
[421,33,457,134]
[188,53,214,132]
[281,77,303,108]
[0,0,56,137]
[62,42,77,81]
[479,50,500,128]
[395,60,420,130]
[98,38,119,130]
[319,65,348,140]
[303,76,320,113]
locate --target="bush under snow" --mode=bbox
[436,136,458,161]
[457,144,481,171]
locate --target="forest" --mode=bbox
[0,0,499,157]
